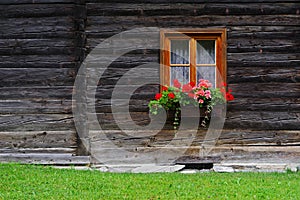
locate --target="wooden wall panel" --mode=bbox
[0,0,299,160]
[84,0,300,148]
[0,0,86,154]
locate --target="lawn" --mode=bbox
[0,163,299,200]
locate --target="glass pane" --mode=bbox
[170,40,189,64]
[197,67,216,88]
[196,40,215,64]
[170,67,190,86]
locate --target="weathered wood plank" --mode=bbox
[0,131,77,148]
[228,66,300,83]
[0,153,90,165]
[0,87,73,99]
[0,148,75,154]
[183,146,300,164]
[225,111,300,130]
[0,114,75,131]
[0,55,77,68]
[0,38,77,55]
[218,130,300,146]
[0,99,72,114]
[229,83,300,98]
[0,4,75,18]
[0,0,77,4]
[85,25,299,40]
[87,3,299,16]
[227,38,300,53]
[0,68,76,87]
[87,0,300,3]
[90,145,300,165]
[227,98,300,112]
[89,129,300,148]
[87,15,300,27]
[0,17,75,39]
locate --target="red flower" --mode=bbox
[182,83,193,93]
[173,79,181,89]
[168,92,175,99]
[226,93,234,101]
[222,82,227,87]
[162,86,168,91]
[155,93,162,100]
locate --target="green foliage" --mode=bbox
[148,79,231,129]
[0,163,299,200]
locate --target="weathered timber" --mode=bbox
[87,3,299,16]
[228,67,300,83]
[87,0,300,3]
[0,17,75,38]
[225,111,300,130]
[0,55,76,68]
[0,0,299,164]
[229,83,300,98]
[89,129,300,148]
[0,131,77,148]
[0,0,87,158]
[0,87,73,99]
[89,146,300,165]
[0,114,75,131]
[0,68,76,87]
[0,0,78,4]
[0,153,90,165]
[0,4,75,18]
[87,15,300,27]
[0,99,72,114]
[0,148,75,154]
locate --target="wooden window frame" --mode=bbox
[160,28,227,89]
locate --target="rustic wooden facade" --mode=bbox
[0,0,299,165]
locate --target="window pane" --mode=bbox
[196,40,215,64]
[196,67,216,88]
[170,66,189,86]
[170,40,189,64]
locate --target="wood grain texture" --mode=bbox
[87,3,299,16]
[0,1,299,162]
[0,131,77,149]
[0,153,90,165]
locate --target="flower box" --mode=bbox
[148,79,234,130]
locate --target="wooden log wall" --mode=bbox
[85,0,300,156]
[0,0,86,156]
[0,0,299,163]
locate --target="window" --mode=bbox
[160,28,227,89]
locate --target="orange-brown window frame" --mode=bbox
[160,28,227,89]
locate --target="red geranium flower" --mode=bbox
[173,79,181,89]
[162,86,168,91]
[168,92,175,99]
[155,93,162,100]
[182,83,193,93]
[226,93,234,101]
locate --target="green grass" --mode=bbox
[0,163,299,200]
